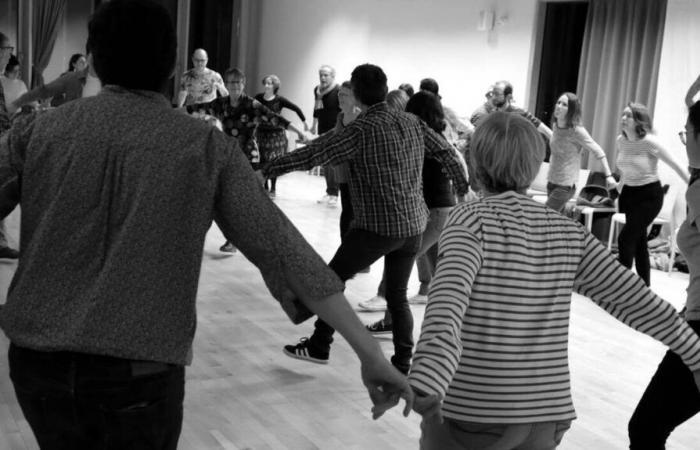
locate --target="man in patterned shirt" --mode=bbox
[176,48,228,107]
[264,63,470,374]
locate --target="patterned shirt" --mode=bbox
[409,192,700,424]
[179,67,226,105]
[264,102,469,238]
[0,86,343,365]
[187,94,290,166]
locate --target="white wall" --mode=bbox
[653,0,700,218]
[254,0,539,126]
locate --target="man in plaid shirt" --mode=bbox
[263,63,469,374]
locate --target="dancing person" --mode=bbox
[50,53,88,106]
[335,81,361,240]
[0,3,412,448]
[176,48,228,107]
[398,83,415,98]
[311,64,341,206]
[616,102,689,286]
[627,96,700,449]
[263,64,469,374]
[188,67,306,252]
[254,74,308,197]
[364,91,458,332]
[1,55,30,114]
[419,77,473,142]
[408,112,700,449]
[547,92,616,213]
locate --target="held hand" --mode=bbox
[412,389,443,423]
[605,176,619,191]
[361,357,413,420]
[303,122,310,132]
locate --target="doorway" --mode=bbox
[188,0,234,76]
[533,1,589,134]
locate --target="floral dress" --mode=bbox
[188,93,290,169]
[253,94,306,163]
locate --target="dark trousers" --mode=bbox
[308,229,421,373]
[628,320,700,448]
[8,344,185,450]
[618,182,663,286]
[339,183,352,238]
[324,167,339,197]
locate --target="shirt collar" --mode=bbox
[101,85,171,107]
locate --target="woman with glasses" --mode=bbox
[627,82,700,449]
[616,102,689,285]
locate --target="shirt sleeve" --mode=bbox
[263,122,359,178]
[422,122,470,194]
[279,96,307,122]
[0,113,31,219]
[409,208,483,397]
[574,232,700,371]
[210,130,344,323]
[253,100,290,129]
[575,126,606,160]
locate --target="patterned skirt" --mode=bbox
[256,128,289,163]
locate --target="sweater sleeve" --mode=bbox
[574,232,700,371]
[575,126,606,160]
[409,209,483,398]
[279,96,307,122]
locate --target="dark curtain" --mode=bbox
[31,0,66,88]
[577,0,667,172]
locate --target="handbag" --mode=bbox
[576,185,615,208]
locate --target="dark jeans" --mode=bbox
[618,181,663,286]
[339,183,352,238]
[324,166,339,197]
[308,229,421,373]
[628,320,700,449]
[8,344,185,450]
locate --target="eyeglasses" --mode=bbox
[680,130,688,145]
[0,46,14,54]
[193,58,207,63]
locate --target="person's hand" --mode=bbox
[605,175,618,190]
[296,131,309,144]
[361,357,413,420]
[412,388,443,423]
[303,122,310,132]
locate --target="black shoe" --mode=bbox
[366,319,392,335]
[283,337,329,364]
[0,246,19,259]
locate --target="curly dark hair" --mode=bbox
[87,0,176,92]
[405,91,446,134]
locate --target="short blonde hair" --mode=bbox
[471,112,544,193]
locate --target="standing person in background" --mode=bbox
[547,92,616,213]
[616,102,689,286]
[419,78,473,143]
[50,53,87,106]
[398,83,415,98]
[408,112,700,450]
[334,81,361,240]
[176,48,228,108]
[0,32,20,259]
[627,85,700,449]
[312,64,341,207]
[254,74,308,198]
[1,55,31,114]
[0,3,412,448]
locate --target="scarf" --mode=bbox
[314,82,337,111]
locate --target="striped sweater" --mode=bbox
[409,191,700,424]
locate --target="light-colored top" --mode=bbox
[0,86,343,365]
[179,67,226,105]
[678,180,700,321]
[616,134,662,187]
[81,73,102,98]
[549,125,605,186]
[0,76,28,114]
[409,191,700,424]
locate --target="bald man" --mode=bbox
[176,48,228,107]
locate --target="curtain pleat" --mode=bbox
[31,0,67,88]
[577,0,667,172]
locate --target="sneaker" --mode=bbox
[366,319,392,335]
[327,196,338,207]
[0,246,19,259]
[408,294,428,305]
[219,242,237,253]
[317,194,331,204]
[283,338,329,364]
[358,295,387,312]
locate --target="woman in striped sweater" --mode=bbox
[408,112,700,449]
[616,103,689,286]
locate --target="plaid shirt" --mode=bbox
[265,102,469,238]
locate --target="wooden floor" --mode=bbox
[0,171,698,449]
